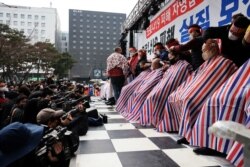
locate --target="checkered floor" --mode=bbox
[70,97,234,167]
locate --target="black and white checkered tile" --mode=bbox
[70,97,234,167]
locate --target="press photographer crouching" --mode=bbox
[36,107,85,167]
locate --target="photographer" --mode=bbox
[0,122,44,167]
[36,108,82,167]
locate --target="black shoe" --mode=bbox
[177,137,189,145]
[193,147,227,157]
[105,100,115,105]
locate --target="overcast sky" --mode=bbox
[0,0,138,31]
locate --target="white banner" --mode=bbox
[137,0,250,58]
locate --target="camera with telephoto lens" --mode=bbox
[62,96,90,112]
[35,126,79,166]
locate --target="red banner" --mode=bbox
[146,0,204,38]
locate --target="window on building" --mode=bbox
[106,47,110,50]
[27,29,32,34]
[100,47,103,50]
[93,15,96,18]
[107,42,110,45]
[34,35,38,40]
[93,31,96,34]
[113,32,117,35]
[113,21,116,24]
[35,15,39,20]
[80,41,83,44]
[6,20,10,25]
[0,20,3,24]
[21,21,25,26]
[93,25,97,28]
[93,47,97,49]
[35,29,38,34]
[86,20,90,22]
[80,35,83,38]
[100,26,103,29]
[73,35,76,38]
[93,36,97,39]
[87,25,90,28]
[87,41,90,44]
[100,31,103,34]
[21,14,25,19]
[93,41,97,44]
[87,36,90,39]
[80,46,83,49]
[13,14,18,18]
[65,43,67,46]
[20,29,24,33]
[0,13,3,17]
[106,16,110,18]
[100,15,103,18]
[79,57,83,60]
[113,16,116,19]
[80,24,83,27]
[28,15,32,19]
[106,32,110,34]
[120,17,123,19]
[93,20,96,23]
[41,16,45,20]
[80,30,83,33]
[13,21,18,26]
[41,30,45,35]
[73,46,76,49]
[107,21,110,24]
[87,30,90,33]
[6,13,10,17]
[73,30,76,33]
[34,22,39,26]
[100,42,103,45]
[113,42,116,45]
[41,23,45,27]
[73,18,76,21]
[80,19,83,22]
[72,40,76,43]
[87,14,90,17]
[106,37,110,39]
[100,20,103,23]
[73,24,76,27]
[28,22,32,26]
[62,36,66,40]
[86,46,90,49]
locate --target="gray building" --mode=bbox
[60,32,68,53]
[69,9,126,81]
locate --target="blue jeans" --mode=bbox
[110,76,125,101]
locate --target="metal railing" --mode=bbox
[121,0,154,32]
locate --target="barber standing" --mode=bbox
[106,47,129,102]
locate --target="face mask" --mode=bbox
[130,52,136,56]
[202,51,210,61]
[228,31,239,41]
[154,50,161,56]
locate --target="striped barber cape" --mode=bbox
[227,91,250,167]
[158,56,237,134]
[116,70,151,116]
[125,68,164,121]
[157,56,221,132]
[140,60,193,127]
[191,59,250,155]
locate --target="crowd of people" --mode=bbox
[0,77,106,167]
[104,14,250,167]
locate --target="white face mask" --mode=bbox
[228,31,239,41]
[154,50,161,56]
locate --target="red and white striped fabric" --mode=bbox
[158,56,237,133]
[140,60,193,126]
[227,91,250,167]
[116,70,151,116]
[125,68,164,121]
[191,59,250,156]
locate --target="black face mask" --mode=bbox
[169,58,177,65]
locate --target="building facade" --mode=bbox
[60,32,69,53]
[0,3,61,49]
[69,9,126,81]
